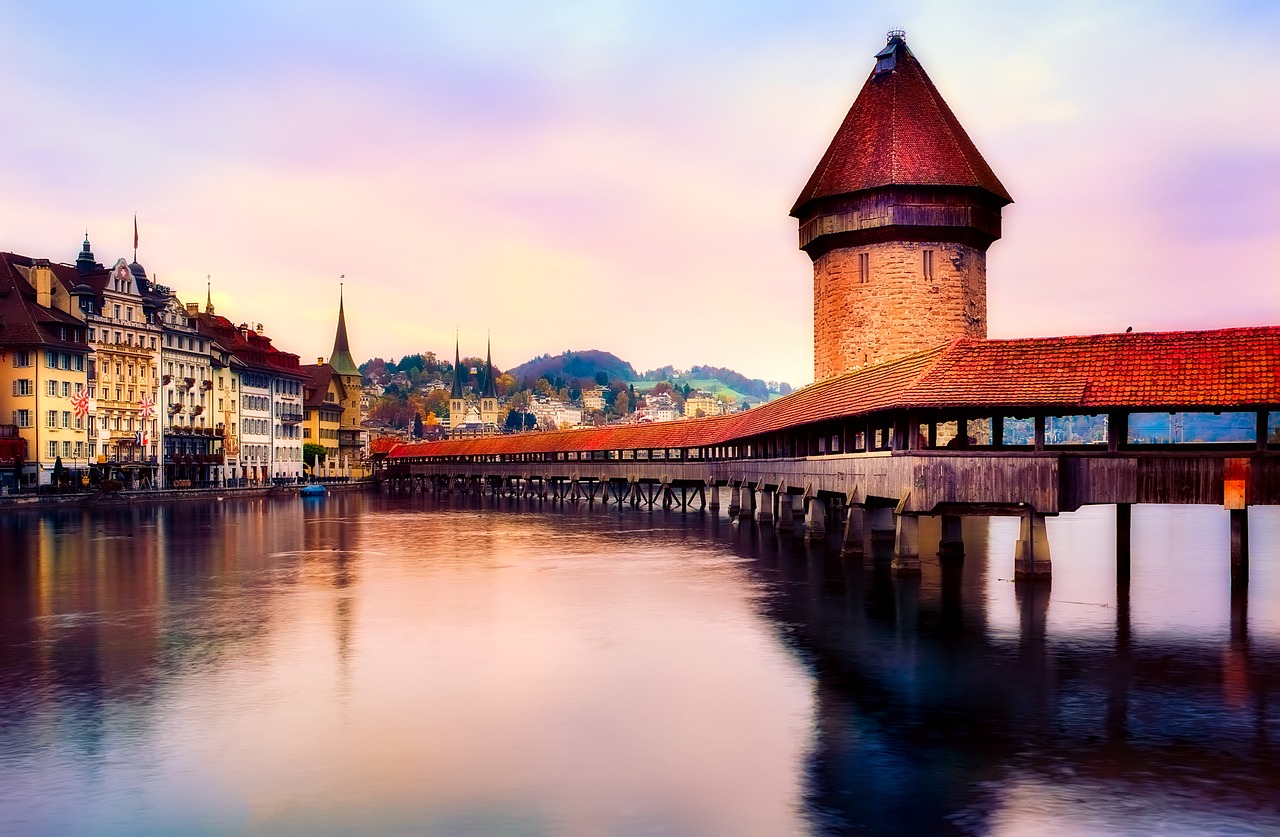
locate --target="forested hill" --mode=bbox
[506,350,637,387]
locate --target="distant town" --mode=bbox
[0,238,790,492]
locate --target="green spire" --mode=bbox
[329,282,360,377]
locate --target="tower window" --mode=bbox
[858,253,870,284]
[923,249,935,280]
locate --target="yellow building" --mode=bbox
[302,361,344,475]
[0,254,93,488]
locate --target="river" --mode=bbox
[1,491,1277,835]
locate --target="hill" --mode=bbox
[506,350,637,388]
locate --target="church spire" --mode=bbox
[328,280,360,377]
[480,332,498,398]
[450,332,465,398]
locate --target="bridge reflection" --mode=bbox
[721,516,1279,834]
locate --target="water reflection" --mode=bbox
[0,492,1277,835]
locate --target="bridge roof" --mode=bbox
[387,326,1280,459]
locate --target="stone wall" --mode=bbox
[813,240,987,380]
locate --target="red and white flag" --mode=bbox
[71,388,91,418]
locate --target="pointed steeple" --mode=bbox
[206,276,215,315]
[480,333,498,398]
[329,281,360,377]
[450,333,465,398]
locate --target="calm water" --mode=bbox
[1,490,1278,836]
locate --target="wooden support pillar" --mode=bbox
[706,483,719,512]
[1230,508,1249,587]
[1014,512,1052,581]
[803,497,826,543]
[738,485,756,521]
[938,514,964,561]
[841,503,866,558]
[1116,503,1132,586]
[1108,411,1127,452]
[757,488,774,524]
[891,513,921,575]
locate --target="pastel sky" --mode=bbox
[1,1,1277,387]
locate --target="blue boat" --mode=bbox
[300,484,327,497]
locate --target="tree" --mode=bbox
[614,390,630,415]
[412,413,424,439]
[423,389,450,420]
[594,370,609,386]
[304,442,327,470]
[495,373,516,397]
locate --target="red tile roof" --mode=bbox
[0,253,94,351]
[388,326,1280,460]
[791,36,1011,217]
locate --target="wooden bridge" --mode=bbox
[377,326,1280,586]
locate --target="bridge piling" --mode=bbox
[1116,504,1132,586]
[728,485,741,518]
[1230,508,1249,588]
[706,483,719,513]
[1014,512,1053,581]
[758,488,775,525]
[777,493,795,532]
[891,513,921,575]
[938,514,964,562]
[803,497,826,543]
[738,485,756,521]
[841,504,866,559]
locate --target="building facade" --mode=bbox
[0,254,93,487]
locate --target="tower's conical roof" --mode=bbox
[791,32,1011,218]
[329,286,361,377]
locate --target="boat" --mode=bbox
[300,484,327,497]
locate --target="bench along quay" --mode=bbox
[378,326,1280,586]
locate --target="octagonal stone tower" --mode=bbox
[793,31,1013,381]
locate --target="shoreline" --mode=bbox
[0,480,378,511]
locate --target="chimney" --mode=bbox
[256,323,264,336]
[318,357,325,365]
[186,302,200,315]
[32,259,55,310]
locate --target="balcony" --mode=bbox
[168,403,184,415]
[177,377,195,390]
[279,409,304,424]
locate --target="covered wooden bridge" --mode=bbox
[380,326,1280,583]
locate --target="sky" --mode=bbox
[1,0,1278,387]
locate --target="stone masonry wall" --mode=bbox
[814,240,986,380]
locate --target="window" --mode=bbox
[49,441,57,459]
[62,381,71,397]
[150,337,156,350]
[47,410,57,428]
[114,304,121,320]
[62,441,70,457]
[12,379,33,396]
[46,351,58,368]
[61,411,70,428]
[923,249,935,280]
[47,380,58,397]
[13,350,31,367]
[73,355,84,372]
[858,252,870,284]
[13,409,31,427]
[126,306,133,321]
[60,353,70,370]
[88,328,96,342]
